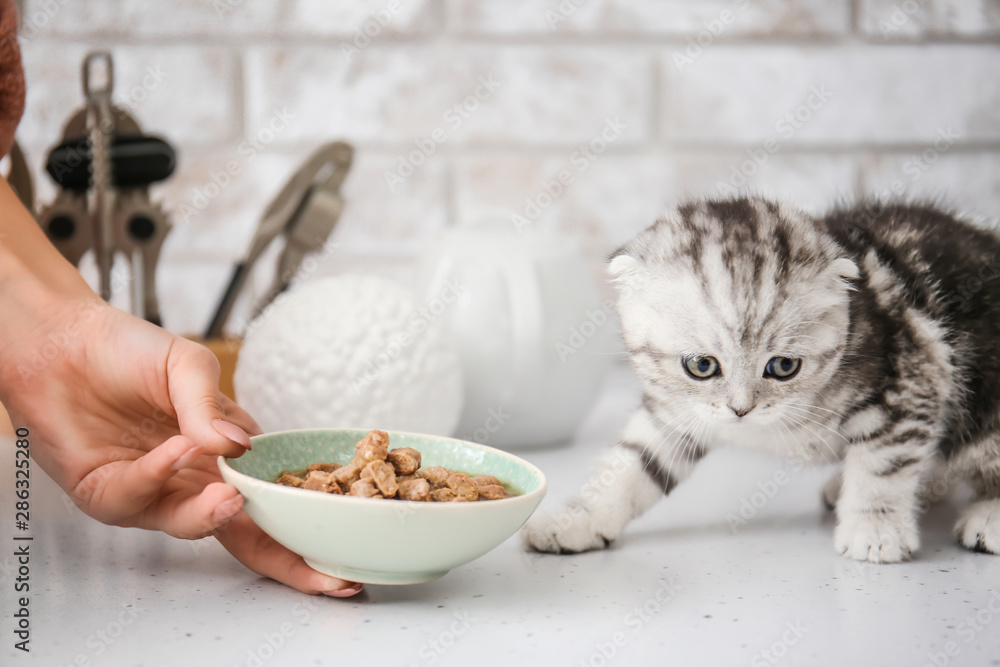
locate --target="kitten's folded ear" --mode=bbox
[829,256,860,287]
[608,252,651,290]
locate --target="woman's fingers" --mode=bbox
[165,339,252,457]
[143,481,244,540]
[219,394,264,437]
[214,514,363,597]
[75,434,200,523]
[112,453,362,596]
[76,438,248,539]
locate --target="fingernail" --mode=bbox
[170,446,203,472]
[211,495,244,524]
[212,419,253,450]
[323,582,364,598]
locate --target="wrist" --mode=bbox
[0,173,102,387]
[0,239,104,404]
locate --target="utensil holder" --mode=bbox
[188,336,242,401]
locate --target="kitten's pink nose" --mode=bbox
[731,406,753,418]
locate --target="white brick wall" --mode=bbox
[13,0,1000,335]
[858,0,1000,39]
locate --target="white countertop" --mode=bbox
[3,367,1000,667]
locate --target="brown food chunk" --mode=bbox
[430,487,457,502]
[445,472,479,502]
[351,429,389,467]
[386,447,422,476]
[307,462,341,474]
[471,475,501,488]
[348,478,383,498]
[275,473,303,487]
[476,484,508,500]
[364,460,399,498]
[471,475,509,499]
[397,477,431,501]
[417,466,450,489]
[331,462,362,493]
[301,470,341,494]
[445,471,469,486]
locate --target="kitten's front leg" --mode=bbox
[834,420,936,563]
[821,468,843,511]
[522,406,707,554]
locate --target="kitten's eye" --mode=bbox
[764,357,801,380]
[683,355,720,380]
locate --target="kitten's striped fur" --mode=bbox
[523,197,1000,562]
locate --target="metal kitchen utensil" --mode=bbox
[37,190,91,266]
[37,51,176,325]
[83,51,117,301]
[253,142,352,314]
[38,105,144,268]
[203,141,353,339]
[113,191,171,326]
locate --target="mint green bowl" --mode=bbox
[218,429,547,585]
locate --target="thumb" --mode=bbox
[166,338,252,457]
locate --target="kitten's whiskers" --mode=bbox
[771,417,798,460]
[781,411,843,464]
[629,407,697,487]
[784,401,845,419]
[655,410,704,481]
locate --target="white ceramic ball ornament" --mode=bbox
[234,275,464,436]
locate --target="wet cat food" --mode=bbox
[275,430,513,502]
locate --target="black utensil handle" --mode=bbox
[204,262,250,340]
[45,135,177,190]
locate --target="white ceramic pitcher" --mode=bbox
[416,218,614,448]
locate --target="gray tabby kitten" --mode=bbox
[522,197,1000,563]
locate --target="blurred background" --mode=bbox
[12,0,1000,337]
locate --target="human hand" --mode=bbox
[0,296,361,597]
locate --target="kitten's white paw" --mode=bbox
[955,499,1000,554]
[521,505,616,554]
[834,512,918,563]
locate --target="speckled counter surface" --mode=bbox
[3,367,1000,667]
